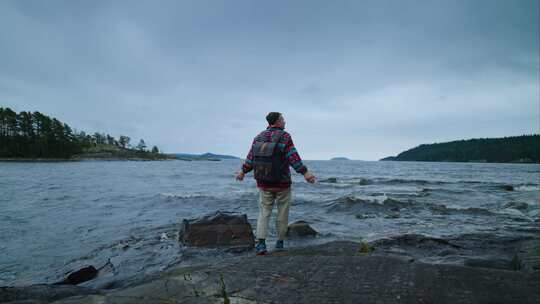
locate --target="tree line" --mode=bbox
[382,135,540,163]
[0,107,160,158]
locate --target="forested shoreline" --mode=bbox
[0,107,169,160]
[381,135,540,163]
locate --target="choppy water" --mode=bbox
[1,160,539,287]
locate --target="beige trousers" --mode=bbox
[256,187,292,240]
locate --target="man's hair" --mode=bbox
[266,112,281,125]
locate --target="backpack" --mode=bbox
[252,130,288,183]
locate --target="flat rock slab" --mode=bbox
[51,241,540,304]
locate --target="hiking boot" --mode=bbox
[275,240,285,251]
[255,241,267,255]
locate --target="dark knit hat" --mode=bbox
[266,112,281,125]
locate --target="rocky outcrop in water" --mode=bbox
[178,211,255,249]
[287,220,318,237]
[500,184,515,191]
[328,195,414,219]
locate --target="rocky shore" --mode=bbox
[2,212,539,304]
[2,241,540,304]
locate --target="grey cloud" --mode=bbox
[0,0,537,160]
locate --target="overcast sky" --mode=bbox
[1,0,538,160]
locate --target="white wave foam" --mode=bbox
[160,192,209,199]
[515,185,540,192]
[497,208,524,217]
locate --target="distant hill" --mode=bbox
[200,152,239,159]
[170,152,239,161]
[380,135,540,164]
[330,157,351,161]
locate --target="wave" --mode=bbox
[420,187,469,195]
[159,192,212,200]
[427,204,494,216]
[326,194,497,218]
[57,195,74,201]
[320,177,457,187]
[379,178,447,185]
[320,177,540,192]
[318,177,372,187]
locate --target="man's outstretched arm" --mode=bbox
[284,134,316,183]
[236,139,255,181]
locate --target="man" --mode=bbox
[236,112,316,255]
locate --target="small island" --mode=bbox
[381,135,540,164]
[0,107,173,161]
[171,152,239,161]
[330,157,351,161]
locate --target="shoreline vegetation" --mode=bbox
[381,135,540,164]
[0,107,227,162]
[2,108,538,164]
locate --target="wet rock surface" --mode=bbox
[178,212,255,249]
[54,266,98,285]
[3,239,540,303]
[371,234,461,249]
[0,284,101,304]
[368,232,540,273]
[39,241,540,304]
[286,220,318,237]
[517,239,540,273]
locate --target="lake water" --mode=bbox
[1,160,539,287]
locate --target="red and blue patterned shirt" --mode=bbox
[242,126,308,189]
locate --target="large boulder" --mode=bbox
[287,220,318,237]
[179,211,255,249]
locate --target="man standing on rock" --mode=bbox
[236,112,316,255]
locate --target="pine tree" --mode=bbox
[119,136,130,149]
[136,139,147,151]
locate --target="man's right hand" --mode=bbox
[236,171,245,181]
[304,171,316,183]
